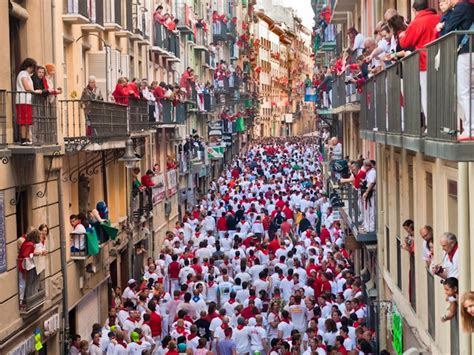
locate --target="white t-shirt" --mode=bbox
[249,325,267,351]
[287,304,307,331]
[16,70,33,104]
[233,326,251,354]
[277,320,294,339]
[353,33,366,56]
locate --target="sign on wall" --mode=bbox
[166,170,178,195]
[152,173,166,205]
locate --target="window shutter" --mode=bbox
[87,51,107,99]
[120,54,130,79]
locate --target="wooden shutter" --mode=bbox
[87,51,107,99]
[120,54,130,79]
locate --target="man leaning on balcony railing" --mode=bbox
[70,214,87,252]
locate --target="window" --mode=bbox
[447,180,458,236]
[408,164,414,219]
[396,236,402,289]
[426,172,433,226]
[386,226,390,272]
[427,269,435,338]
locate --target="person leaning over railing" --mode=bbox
[436,0,474,140]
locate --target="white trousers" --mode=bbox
[420,71,428,126]
[363,195,376,232]
[457,53,474,134]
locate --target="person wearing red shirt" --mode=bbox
[112,78,130,105]
[168,254,181,292]
[268,237,280,254]
[153,82,166,101]
[282,204,293,221]
[398,0,440,123]
[140,170,156,187]
[275,197,285,210]
[147,301,163,339]
[320,226,330,245]
[217,212,228,238]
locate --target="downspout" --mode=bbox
[458,162,470,352]
[57,170,69,355]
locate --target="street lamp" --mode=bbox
[119,139,141,169]
[119,138,141,280]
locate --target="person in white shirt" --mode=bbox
[287,295,307,333]
[249,315,267,353]
[277,310,294,339]
[201,211,216,233]
[233,317,251,354]
[122,279,139,306]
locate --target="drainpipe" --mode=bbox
[458,162,470,352]
[57,170,69,355]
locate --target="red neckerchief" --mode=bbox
[286,276,292,281]
[220,323,228,329]
[234,256,240,260]
[237,324,245,330]
[448,244,458,262]
[228,298,236,304]
[188,333,198,340]
[281,317,290,324]
[208,281,215,287]
[176,325,186,334]
[279,274,285,280]
[117,340,127,348]
[249,295,256,301]
[126,317,135,323]
[223,260,229,265]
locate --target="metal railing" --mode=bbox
[18,258,46,315]
[427,31,474,141]
[132,189,153,222]
[160,100,186,124]
[70,233,88,259]
[213,20,228,42]
[64,0,103,25]
[11,91,58,145]
[129,98,152,132]
[0,90,7,145]
[360,31,474,142]
[60,99,128,140]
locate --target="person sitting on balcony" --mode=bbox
[80,75,104,101]
[436,0,474,140]
[70,214,87,252]
[112,77,132,105]
[43,63,63,99]
[398,0,440,127]
[432,232,459,279]
[16,58,44,145]
[347,27,365,57]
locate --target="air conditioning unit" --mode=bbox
[164,200,172,217]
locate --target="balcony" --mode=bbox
[151,23,181,61]
[203,51,217,70]
[328,180,377,243]
[60,99,128,149]
[359,31,474,161]
[70,233,88,260]
[331,74,360,112]
[132,188,153,223]
[175,2,193,34]
[103,0,122,30]
[63,0,104,29]
[129,98,155,134]
[10,92,59,153]
[159,100,186,125]
[320,24,337,51]
[213,20,228,42]
[18,259,46,316]
[194,27,209,52]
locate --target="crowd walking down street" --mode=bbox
[70,137,376,355]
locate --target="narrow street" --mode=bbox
[1,0,474,354]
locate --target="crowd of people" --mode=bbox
[69,137,382,354]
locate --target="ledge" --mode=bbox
[10,144,62,155]
[62,14,90,25]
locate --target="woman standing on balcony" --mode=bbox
[16,58,43,145]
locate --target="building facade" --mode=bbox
[312,0,474,354]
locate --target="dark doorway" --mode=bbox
[15,188,28,237]
[120,248,129,289]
